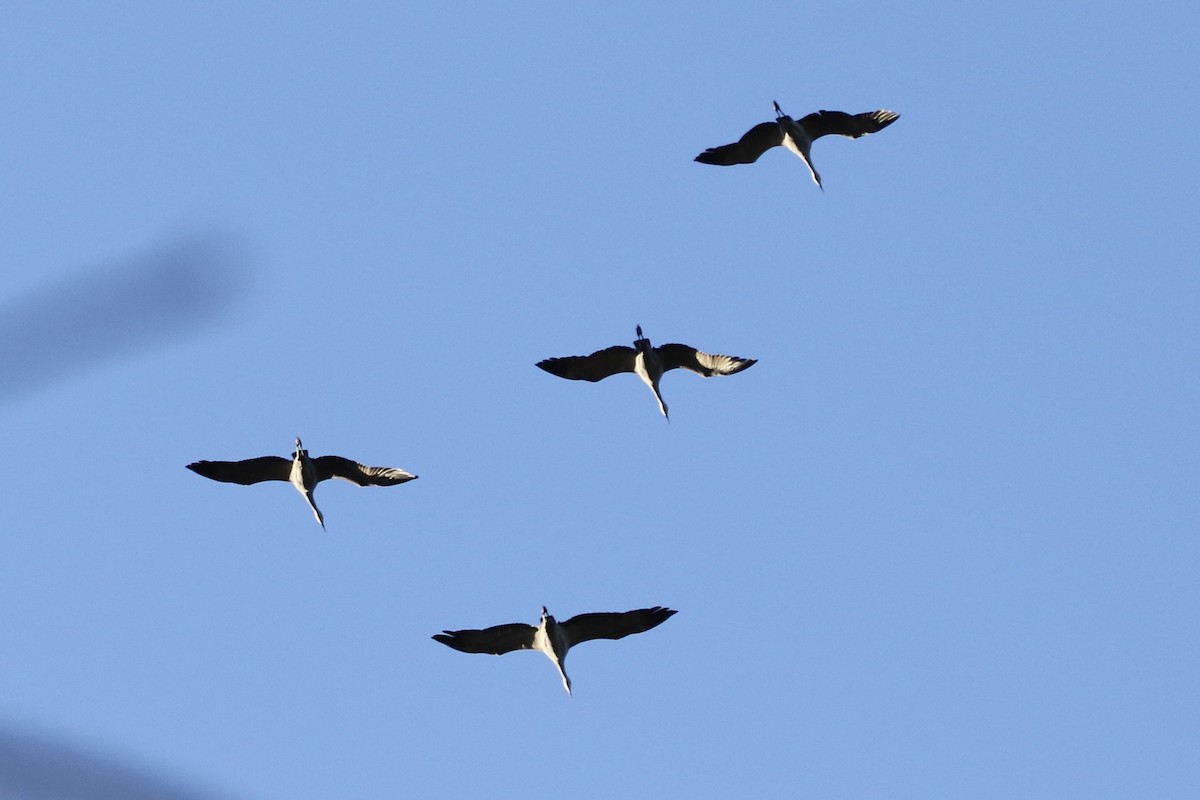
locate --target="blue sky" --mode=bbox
[2,3,1197,799]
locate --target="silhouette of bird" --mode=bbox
[186,438,416,529]
[433,606,677,696]
[536,325,755,420]
[695,101,899,189]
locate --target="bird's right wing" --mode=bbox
[186,456,291,485]
[433,623,537,655]
[561,607,678,647]
[656,344,757,377]
[536,345,637,382]
[694,121,784,165]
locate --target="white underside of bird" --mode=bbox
[288,451,325,528]
[633,349,669,419]
[779,121,822,188]
[532,616,574,695]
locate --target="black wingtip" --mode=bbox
[646,606,679,629]
[536,358,571,380]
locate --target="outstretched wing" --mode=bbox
[656,344,757,377]
[536,345,637,382]
[800,109,899,141]
[694,121,784,165]
[186,456,291,485]
[312,455,417,486]
[433,623,537,655]
[561,607,678,647]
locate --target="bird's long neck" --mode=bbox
[633,349,669,420]
[305,491,325,530]
[805,157,823,190]
[557,662,573,697]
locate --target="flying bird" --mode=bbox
[433,606,677,696]
[186,438,417,529]
[695,101,899,189]
[536,325,755,420]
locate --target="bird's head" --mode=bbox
[293,437,304,453]
[773,100,785,119]
[634,325,650,351]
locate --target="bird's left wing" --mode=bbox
[433,623,537,655]
[656,344,757,377]
[561,607,678,647]
[313,455,417,486]
[799,109,899,140]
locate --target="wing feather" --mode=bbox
[536,345,637,382]
[561,607,678,647]
[799,109,899,140]
[312,455,417,486]
[186,456,291,485]
[656,344,757,377]
[694,121,784,165]
[432,623,537,655]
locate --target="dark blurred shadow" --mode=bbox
[0,233,251,404]
[0,726,239,800]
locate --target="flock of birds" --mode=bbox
[186,100,899,696]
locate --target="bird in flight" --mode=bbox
[536,325,755,420]
[186,437,417,529]
[695,101,899,189]
[433,606,677,696]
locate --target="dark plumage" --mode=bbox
[434,606,677,695]
[696,101,899,188]
[187,438,416,529]
[537,325,755,419]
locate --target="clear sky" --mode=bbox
[2,3,1197,799]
